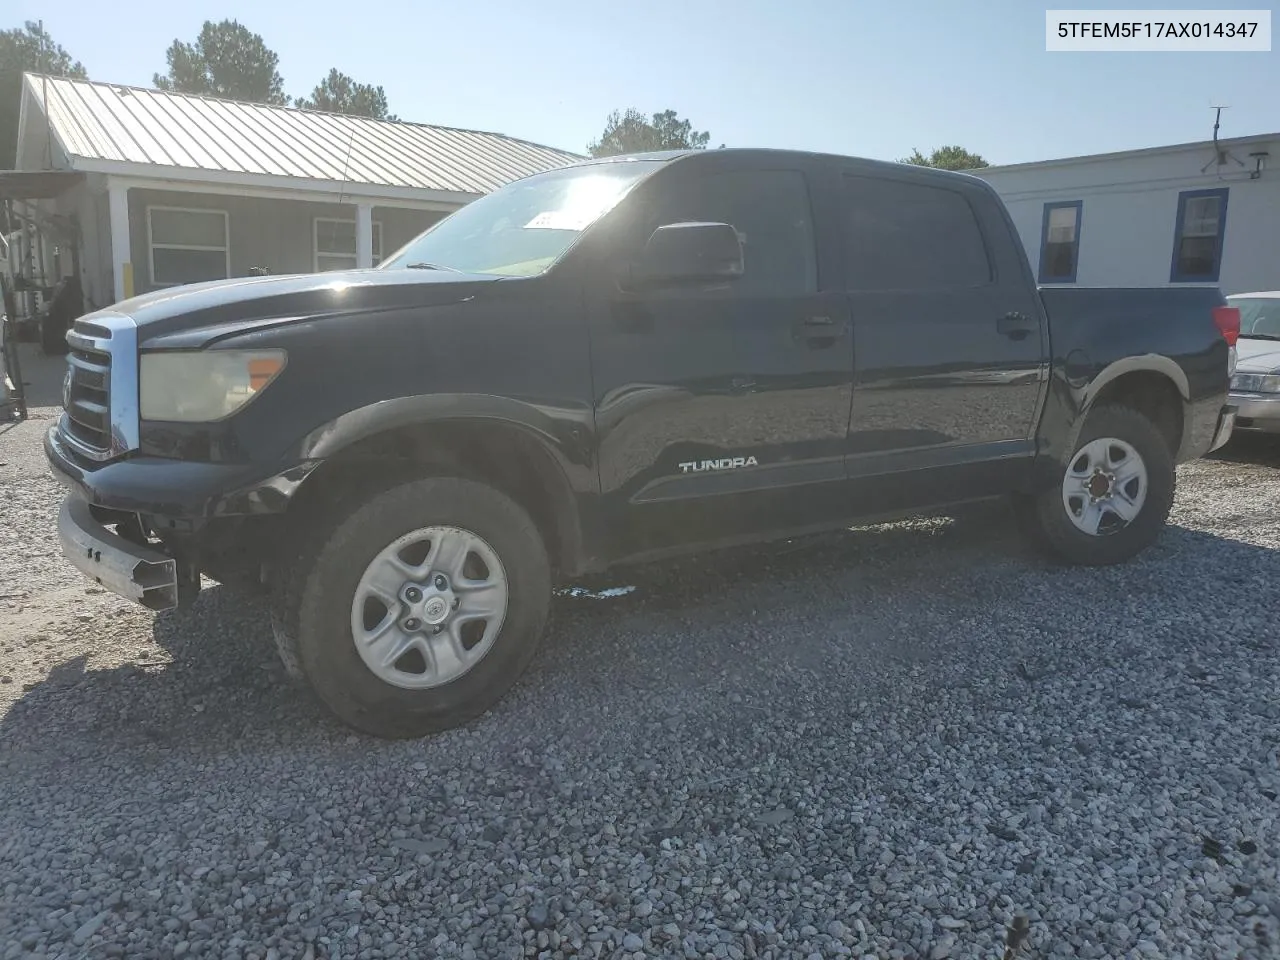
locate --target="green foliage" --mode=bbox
[153,19,287,105]
[588,108,711,158]
[0,21,87,166]
[900,145,989,171]
[296,68,396,120]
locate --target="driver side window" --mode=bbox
[643,169,819,296]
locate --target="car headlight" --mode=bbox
[1230,372,1280,393]
[140,350,286,422]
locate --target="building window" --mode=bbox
[314,218,383,272]
[1038,201,1082,284]
[1170,188,1229,283]
[147,207,230,286]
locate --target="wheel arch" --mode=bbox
[1079,357,1188,457]
[284,399,595,579]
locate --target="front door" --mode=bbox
[587,162,854,559]
[839,170,1047,507]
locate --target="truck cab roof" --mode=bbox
[557,146,992,187]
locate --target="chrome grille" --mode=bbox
[57,313,140,461]
[63,342,112,452]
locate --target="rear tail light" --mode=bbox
[1213,305,1240,347]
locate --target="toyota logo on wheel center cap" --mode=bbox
[423,596,449,624]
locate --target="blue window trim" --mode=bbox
[1170,187,1229,283]
[1037,200,1083,284]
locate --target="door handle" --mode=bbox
[997,312,1034,341]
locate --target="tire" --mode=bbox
[1014,404,1175,567]
[276,476,551,739]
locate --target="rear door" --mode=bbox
[839,169,1048,504]
[586,159,855,558]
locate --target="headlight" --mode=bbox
[1230,372,1280,393]
[140,350,286,422]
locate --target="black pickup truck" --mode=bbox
[46,148,1239,738]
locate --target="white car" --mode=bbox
[1228,291,1280,434]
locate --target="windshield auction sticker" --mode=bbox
[1046,9,1271,50]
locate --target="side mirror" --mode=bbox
[633,222,744,286]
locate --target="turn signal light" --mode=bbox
[248,356,285,390]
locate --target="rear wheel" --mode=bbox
[275,476,551,738]
[1015,404,1175,566]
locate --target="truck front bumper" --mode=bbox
[44,424,320,519]
[45,423,321,609]
[58,496,179,611]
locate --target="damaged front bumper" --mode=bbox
[44,423,319,611]
[57,496,179,611]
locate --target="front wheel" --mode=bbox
[277,476,552,739]
[1015,404,1176,566]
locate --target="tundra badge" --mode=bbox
[677,456,759,474]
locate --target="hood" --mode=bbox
[90,268,503,345]
[1234,338,1280,373]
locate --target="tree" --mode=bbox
[900,145,988,171]
[153,19,287,105]
[588,108,711,158]
[0,20,87,167]
[296,68,396,120]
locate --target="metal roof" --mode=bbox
[23,73,582,200]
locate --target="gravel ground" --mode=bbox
[2,346,1278,960]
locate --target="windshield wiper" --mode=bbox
[1239,333,1280,341]
[404,261,462,273]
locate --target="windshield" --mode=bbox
[380,160,665,277]
[1231,298,1280,339]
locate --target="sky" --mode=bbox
[11,0,1279,166]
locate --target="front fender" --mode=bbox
[287,394,604,576]
[293,393,595,475]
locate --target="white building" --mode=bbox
[972,132,1279,295]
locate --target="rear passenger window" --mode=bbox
[842,175,991,290]
[649,169,818,296]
